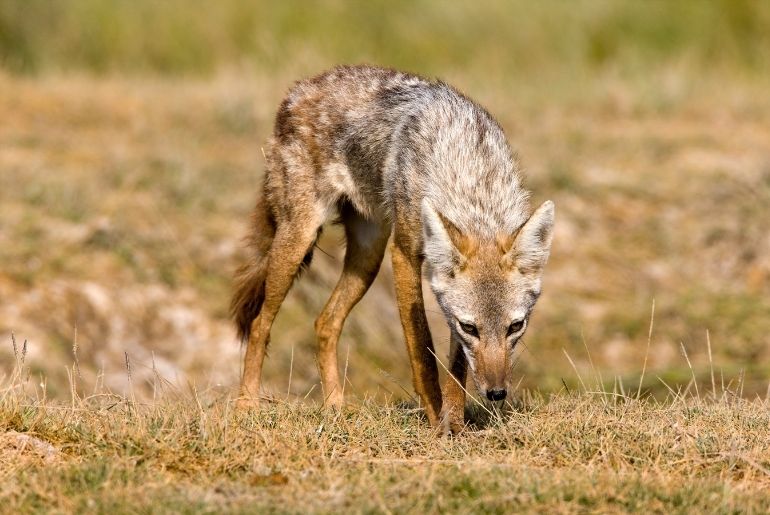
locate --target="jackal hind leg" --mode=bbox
[315,203,390,408]
[238,211,325,409]
[390,230,442,426]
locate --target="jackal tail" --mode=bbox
[230,195,320,341]
[230,196,276,342]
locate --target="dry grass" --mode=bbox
[2,348,770,513]
[1,71,769,403]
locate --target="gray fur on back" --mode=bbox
[381,81,530,239]
[276,65,531,239]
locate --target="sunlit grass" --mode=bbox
[2,340,770,513]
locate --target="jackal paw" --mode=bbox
[439,408,465,436]
[323,389,344,409]
[235,396,260,411]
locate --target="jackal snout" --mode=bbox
[472,342,510,400]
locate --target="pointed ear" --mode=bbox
[502,200,555,274]
[421,199,470,275]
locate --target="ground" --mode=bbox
[2,378,769,513]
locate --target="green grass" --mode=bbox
[1,0,769,83]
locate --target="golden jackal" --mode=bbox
[231,65,554,434]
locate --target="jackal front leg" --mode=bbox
[391,241,442,426]
[440,333,467,435]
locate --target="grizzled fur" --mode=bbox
[231,65,554,434]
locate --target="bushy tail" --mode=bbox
[230,196,276,342]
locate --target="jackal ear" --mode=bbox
[421,199,469,275]
[503,200,555,274]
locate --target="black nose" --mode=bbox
[486,389,507,401]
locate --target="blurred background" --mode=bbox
[1,0,769,401]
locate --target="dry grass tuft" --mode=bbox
[2,348,770,513]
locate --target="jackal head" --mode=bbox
[422,199,555,402]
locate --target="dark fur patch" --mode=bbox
[274,98,295,141]
[536,223,550,244]
[474,108,488,148]
[402,113,422,137]
[376,83,418,110]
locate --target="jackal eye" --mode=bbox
[506,319,525,337]
[458,321,479,338]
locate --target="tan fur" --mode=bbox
[391,221,443,424]
[314,203,391,406]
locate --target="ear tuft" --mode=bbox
[503,200,555,274]
[421,199,465,274]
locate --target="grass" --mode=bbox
[1,1,769,81]
[3,348,770,513]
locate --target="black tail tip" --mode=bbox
[230,293,262,343]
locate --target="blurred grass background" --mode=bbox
[2,1,770,80]
[1,0,769,401]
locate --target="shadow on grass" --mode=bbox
[393,394,530,432]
